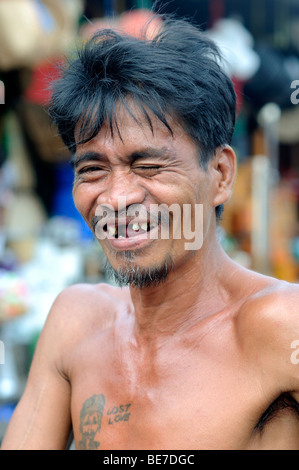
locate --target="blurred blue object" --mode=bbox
[292,237,299,261]
[51,163,93,241]
[34,0,55,32]
[0,403,16,421]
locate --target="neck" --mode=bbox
[129,237,239,341]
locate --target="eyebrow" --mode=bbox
[71,147,177,169]
[70,151,104,169]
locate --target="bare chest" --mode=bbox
[72,390,253,450]
[69,336,274,450]
[67,306,299,451]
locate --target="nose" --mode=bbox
[96,168,146,213]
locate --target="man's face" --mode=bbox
[72,106,216,286]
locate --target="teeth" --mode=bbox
[141,223,148,231]
[107,226,116,236]
[132,223,140,232]
[118,235,125,239]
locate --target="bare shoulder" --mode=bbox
[237,276,299,337]
[39,282,131,363]
[236,273,299,383]
[51,282,130,315]
[47,282,131,333]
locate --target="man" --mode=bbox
[2,14,299,451]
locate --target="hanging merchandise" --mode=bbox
[0,0,84,71]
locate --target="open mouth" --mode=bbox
[103,220,158,239]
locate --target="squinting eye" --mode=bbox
[77,166,103,174]
[134,166,161,171]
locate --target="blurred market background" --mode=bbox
[0,0,299,443]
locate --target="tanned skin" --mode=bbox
[2,108,299,450]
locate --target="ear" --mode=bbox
[211,145,237,208]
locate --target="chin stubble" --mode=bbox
[104,252,174,289]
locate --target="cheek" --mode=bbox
[72,184,96,225]
[72,186,84,215]
[194,174,214,206]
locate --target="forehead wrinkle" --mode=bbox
[128,146,178,163]
[73,99,189,162]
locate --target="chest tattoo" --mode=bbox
[78,394,132,450]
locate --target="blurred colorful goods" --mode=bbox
[0,272,28,322]
[0,0,83,71]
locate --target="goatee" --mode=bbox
[104,252,174,289]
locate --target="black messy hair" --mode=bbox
[49,14,236,220]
